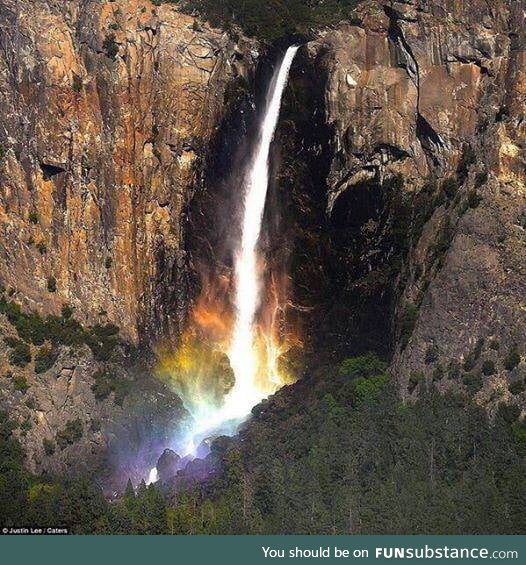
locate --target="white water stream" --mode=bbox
[224,44,299,419]
[147,46,298,481]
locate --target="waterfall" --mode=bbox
[148,47,299,474]
[224,45,299,419]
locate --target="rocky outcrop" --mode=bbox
[0,0,257,343]
[156,447,181,482]
[0,303,188,485]
[297,0,525,406]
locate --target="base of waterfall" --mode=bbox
[145,414,245,486]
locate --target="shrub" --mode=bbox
[408,372,423,392]
[91,369,115,401]
[1,296,122,361]
[424,344,439,364]
[20,418,32,433]
[497,403,520,424]
[45,315,85,346]
[13,374,29,393]
[34,346,58,374]
[441,177,459,200]
[56,419,83,449]
[72,73,82,93]
[474,172,488,187]
[338,353,387,380]
[467,190,482,208]
[181,0,361,42]
[504,345,521,371]
[28,212,39,224]
[103,33,119,60]
[432,365,444,382]
[61,304,73,319]
[4,337,31,367]
[431,216,454,259]
[85,324,120,361]
[489,339,500,351]
[463,338,484,371]
[481,360,496,376]
[511,422,526,446]
[399,304,419,349]
[36,242,47,255]
[90,419,101,432]
[462,372,483,395]
[12,313,47,345]
[447,360,461,380]
[43,438,56,456]
[352,373,390,405]
[105,257,113,269]
[25,397,37,409]
[47,276,57,293]
[509,380,525,395]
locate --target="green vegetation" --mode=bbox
[338,353,387,379]
[467,190,482,209]
[25,397,36,410]
[0,291,121,362]
[72,74,82,93]
[441,177,459,200]
[43,438,55,456]
[462,372,483,395]
[84,324,120,361]
[47,276,57,293]
[13,374,29,393]
[399,304,419,349]
[463,338,484,371]
[91,369,130,406]
[56,419,83,449]
[0,354,524,534]
[4,337,31,367]
[474,172,488,188]
[168,355,525,534]
[181,0,361,42]
[509,379,525,395]
[424,344,439,364]
[103,33,119,60]
[489,339,500,350]
[431,216,454,261]
[504,345,521,371]
[28,212,39,224]
[34,346,58,374]
[481,360,496,376]
[61,304,73,319]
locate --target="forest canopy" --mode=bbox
[181,0,361,41]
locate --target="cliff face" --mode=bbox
[0,0,258,481]
[299,0,525,402]
[0,0,524,482]
[0,0,256,343]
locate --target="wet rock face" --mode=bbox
[156,448,181,482]
[0,0,257,343]
[297,0,525,400]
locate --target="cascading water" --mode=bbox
[224,44,299,418]
[148,46,298,480]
